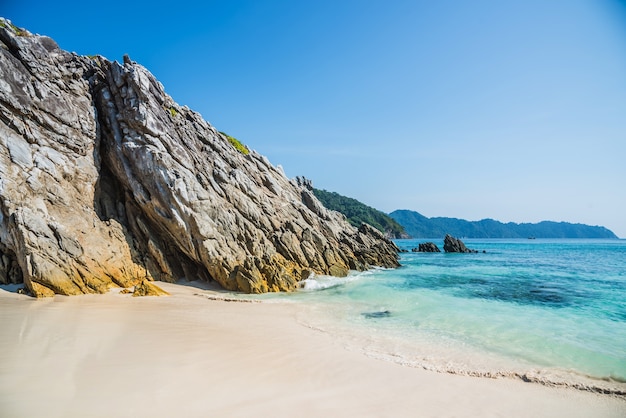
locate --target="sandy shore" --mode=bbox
[1,282,624,417]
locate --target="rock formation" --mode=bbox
[443,234,478,253]
[412,242,441,253]
[131,279,171,297]
[0,19,399,297]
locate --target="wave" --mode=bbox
[298,270,375,291]
[297,313,626,397]
[359,348,626,396]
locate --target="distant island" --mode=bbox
[309,187,618,239]
[389,209,618,239]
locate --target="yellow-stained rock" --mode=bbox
[28,281,55,298]
[132,279,170,297]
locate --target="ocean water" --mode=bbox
[260,239,626,393]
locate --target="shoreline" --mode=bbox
[290,297,626,397]
[1,282,624,417]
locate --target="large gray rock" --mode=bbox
[413,242,441,253]
[0,19,399,296]
[443,234,477,253]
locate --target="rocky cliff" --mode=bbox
[0,19,399,297]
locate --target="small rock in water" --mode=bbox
[362,310,392,319]
[412,242,441,253]
[443,234,479,253]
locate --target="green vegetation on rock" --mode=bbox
[313,188,408,239]
[219,131,249,155]
[0,20,26,36]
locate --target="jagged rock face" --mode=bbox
[443,234,477,253]
[412,242,441,253]
[0,20,147,296]
[0,19,399,296]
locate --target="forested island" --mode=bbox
[310,188,618,239]
[389,209,618,239]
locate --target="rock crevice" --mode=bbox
[0,19,399,296]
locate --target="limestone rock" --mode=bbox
[412,242,441,252]
[0,19,146,296]
[0,18,399,296]
[132,279,170,297]
[443,234,478,253]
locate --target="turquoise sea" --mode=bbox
[261,239,626,393]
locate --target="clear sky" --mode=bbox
[4,1,626,237]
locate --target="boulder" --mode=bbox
[0,19,399,296]
[443,234,478,253]
[412,242,441,253]
[132,280,170,297]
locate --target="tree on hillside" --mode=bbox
[313,189,408,239]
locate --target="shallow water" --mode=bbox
[259,239,626,392]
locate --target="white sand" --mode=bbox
[1,282,624,418]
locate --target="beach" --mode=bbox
[1,282,624,418]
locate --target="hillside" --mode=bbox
[390,210,618,239]
[313,189,408,239]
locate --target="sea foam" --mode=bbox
[299,270,373,291]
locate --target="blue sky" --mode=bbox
[4,1,626,237]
